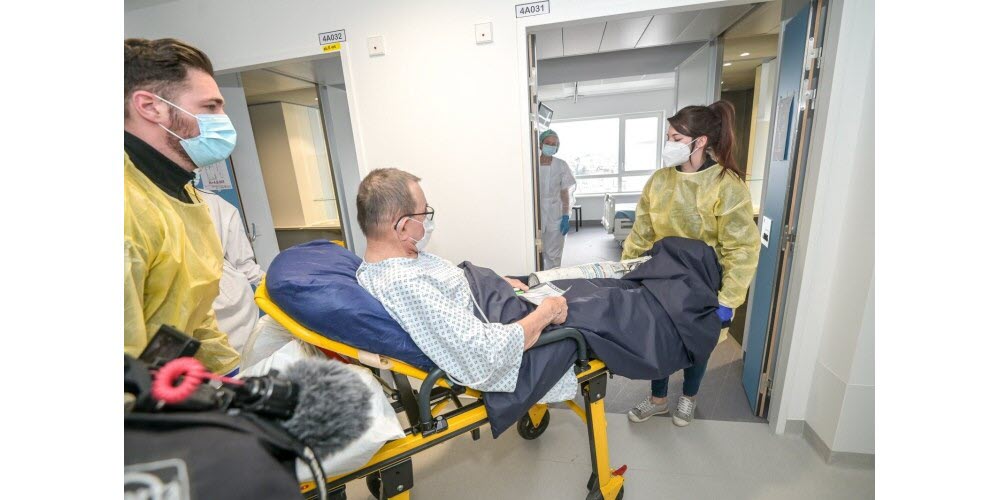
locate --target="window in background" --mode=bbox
[552,113,662,195]
[624,116,659,172]
[556,118,619,179]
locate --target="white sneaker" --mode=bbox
[627,396,670,423]
[672,396,696,427]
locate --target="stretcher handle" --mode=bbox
[535,327,590,371]
[417,368,450,435]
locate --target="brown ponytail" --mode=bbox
[667,100,745,180]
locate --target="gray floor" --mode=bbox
[341,409,874,500]
[559,224,763,423]
[561,221,623,266]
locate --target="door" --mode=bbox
[527,33,544,270]
[742,0,827,416]
[673,39,723,109]
[217,75,281,270]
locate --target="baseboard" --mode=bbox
[796,420,875,469]
[783,419,805,436]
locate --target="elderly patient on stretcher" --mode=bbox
[354,168,579,403]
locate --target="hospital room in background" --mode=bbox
[524,0,822,423]
[209,51,366,270]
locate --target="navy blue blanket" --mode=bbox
[462,237,722,437]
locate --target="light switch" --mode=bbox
[368,36,386,56]
[475,23,493,44]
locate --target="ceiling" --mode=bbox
[721,1,782,91]
[242,68,319,108]
[533,3,755,60]
[721,34,779,90]
[124,0,177,13]
[538,72,676,101]
[240,57,345,108]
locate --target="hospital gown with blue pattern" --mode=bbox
[358,253,577,402]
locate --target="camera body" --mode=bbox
[127,325,299,421]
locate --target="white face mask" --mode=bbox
[661,138,702,168]
[404,217,435,251]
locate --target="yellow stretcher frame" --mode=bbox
[255,277,626,500]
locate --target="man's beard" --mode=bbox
[165,107,199,168]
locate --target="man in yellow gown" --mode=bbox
[124,38,240,374]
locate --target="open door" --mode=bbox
[216,73,281,270]
[674,39,723,108]
[526,33,544,271]
[742,0,828,417]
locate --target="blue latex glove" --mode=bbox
[716,306,734,326]
[560,215,571,235]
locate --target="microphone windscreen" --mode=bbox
[280,358,374,454]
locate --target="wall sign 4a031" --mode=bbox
[516,1,550,18]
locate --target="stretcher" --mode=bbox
[255,278,627,500]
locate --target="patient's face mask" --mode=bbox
[661,137,701,168]
[406,217,435,251]
[541,144,558,157]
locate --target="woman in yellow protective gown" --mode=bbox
[623,100,760,428]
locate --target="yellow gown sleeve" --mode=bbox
[124,237,149,359]
[191,307,241,375]
[715,179,761,309]
[621,177,656,260]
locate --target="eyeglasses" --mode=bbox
[394,205,435,230]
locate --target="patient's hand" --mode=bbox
[542,296,568,325]
[503,277,529,291]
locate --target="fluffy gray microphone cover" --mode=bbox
[281,359,374,454]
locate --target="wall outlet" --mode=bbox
[475,23,493,44]
[368,36,386,56]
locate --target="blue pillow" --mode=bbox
[265,240,435,369]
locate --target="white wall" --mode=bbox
[747,58,777,212]
[283,104,337,225]
[249,103,303,228]
[126,0,755,275]
[545,89,673,220]
[251,102,338,228]
[769,0,874,455]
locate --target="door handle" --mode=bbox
[247,222,259,243]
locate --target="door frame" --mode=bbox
[215,48,368,261]
[741,0,829,418]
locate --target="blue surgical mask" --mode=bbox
[157,96,237,168]
[541,144,558,157]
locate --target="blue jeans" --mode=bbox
[651,359,709,398]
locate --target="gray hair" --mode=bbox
[356,168,422,237]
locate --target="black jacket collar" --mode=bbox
[676,156,717,173]
[124,131,195,203]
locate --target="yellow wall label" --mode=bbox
[322,43,341,53]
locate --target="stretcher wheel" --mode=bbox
[516,409,550,440]
[365,474,381,499]
[585,484,624,500]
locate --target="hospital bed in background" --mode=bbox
[254,259,627,500]
[601,193,637,247]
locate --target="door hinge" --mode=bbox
[781,226,797,248]
[806,37,818,58]
[799,86,817,111]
